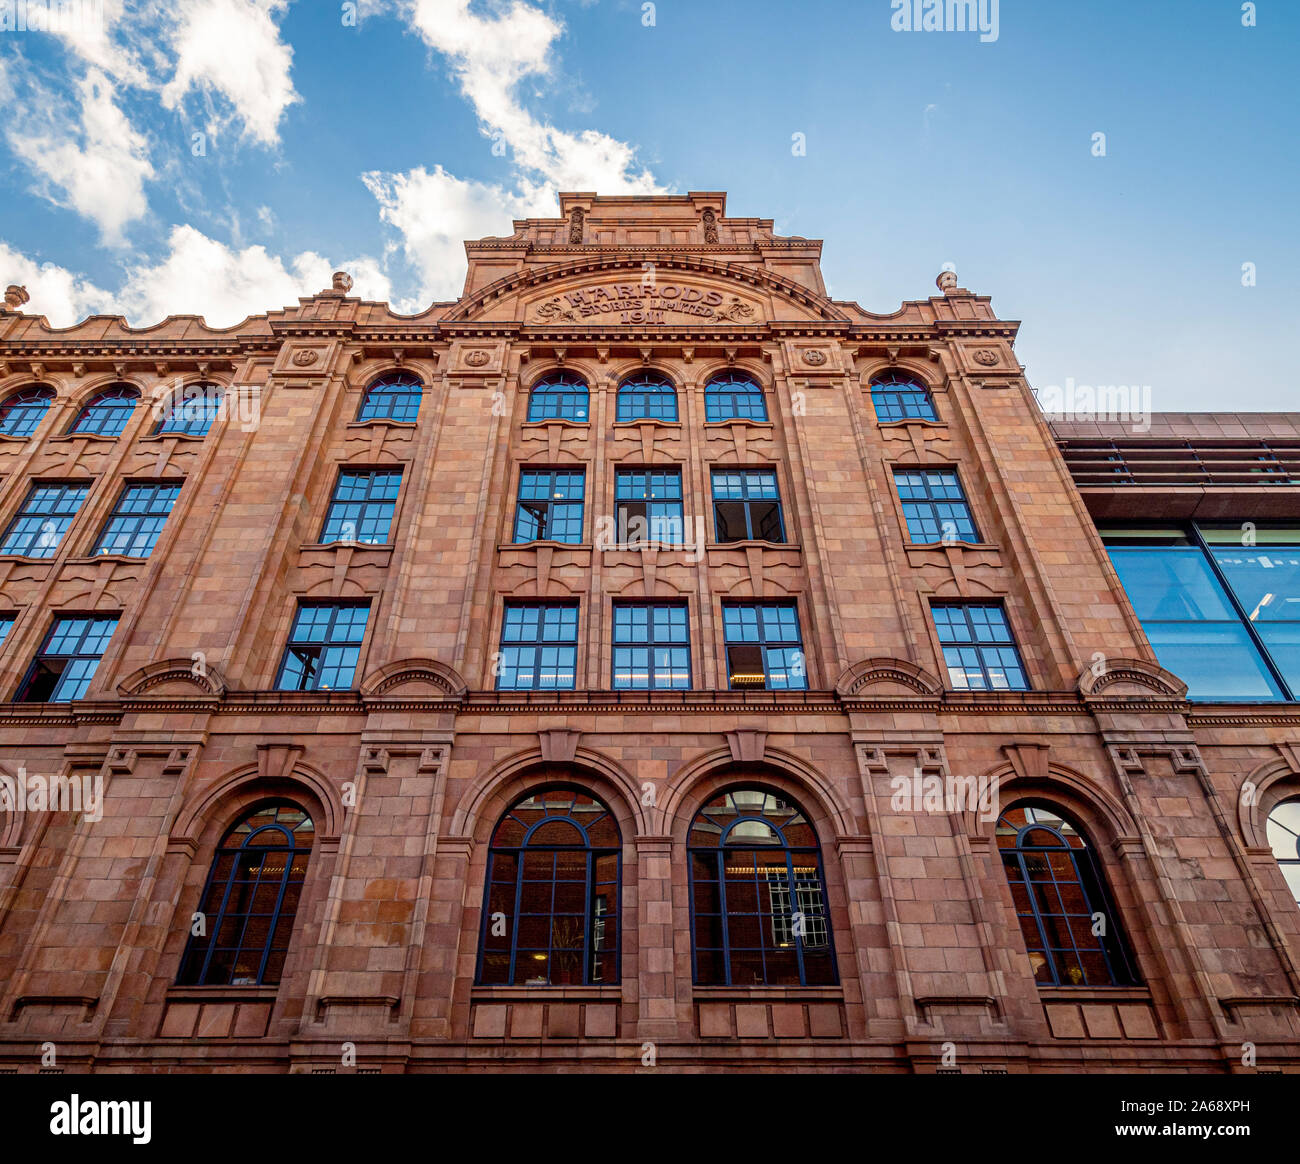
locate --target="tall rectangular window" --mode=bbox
[275,602,369,691]
[514,468,585,544]
[894,468,978,543]
[723,603,806,690]
[498,602,578,690]
[613,603,690,689]
[93,482,181,557]
[17,615,119,702]
[0,483,89,558]
[320,470,401,545]
[712,469,785,543]
[931,603,1028,691]
[0,615,13,646]
[615,468,684,545]
[1103,526,1290,700]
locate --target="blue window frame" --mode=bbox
[69,385,139,436]
[615,467,684,545]
[895,467,979,543]
[176,802,315,987]
[0,615,13,646]
[155,384,223,436]
[996,802,1139,987]
[477,787,620,986]
[613,603,690,689]
[275,602,369,691]
[931,603,1028,691]
[1103,526,1291,701]
[712,468,785,543]
[1267,798,1300,908]
[616,372,677,423]
[0,482,89,558]
[723,602,806,689]
[93,482,181,557]
[498,602,578,690]
[689,787,836,987]
[514,468,585,544]
[870,372,938,423]
[17,615,119,702]
[320,469,402,545]
[0,386,54,437]
[357,372,422,423]
[527,373,589,422]
[705,373,767,422]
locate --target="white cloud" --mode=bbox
[160,0,300,147]
[0,228,389,329]
[8,68,155,246]
[0,242,116,326]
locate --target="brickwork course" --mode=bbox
[0,193,1297,1074]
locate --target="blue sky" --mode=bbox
[1,0,1296,409]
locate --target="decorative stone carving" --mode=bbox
[464,349,491,367]
[702,207,719,244]
[802,349,828,366]
[713,296,756,323]
[972,348,999,366]
[3,285,29,311]
[331,271,354,293]
[568,206,585,244]
[291,349,320,367]
[936,268,958,292]
[535,297,580,323]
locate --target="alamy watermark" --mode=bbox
[0,766,103,823]
[0,0,105,32]
[1036,378,1152,432]
[891,766,999,823]
[890,0,999,42]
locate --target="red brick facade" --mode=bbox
[0,193,1297,1073]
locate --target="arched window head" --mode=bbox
[689,785,837,986]
[154,383,223,436]
[705,372,767,423]
[0,385,54,438]
[1267,797,1300,907]
[527,372,589,423]
[869,371,937,423]
[617,372,678,423]
[477,785,620,986]
[996,802,1139,987]
[357,372,422,423]
[69,385,139,437]
[176,801,315,987]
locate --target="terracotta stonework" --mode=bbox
[0,192,1298,1073]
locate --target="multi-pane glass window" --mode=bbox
[17,615,119,702]
[894,468,979,543]
[0,386,54,437]
[615,468,684,545]
[932,603,1028,691]
[870,372,938,423]
[68,385,139,436]
[477,787,620,986]
[689,787,836,987]
[723,603,806,690]
[996,803,1139,987]
[612,603,690,689]
[514,469,584,544]
[1266,798,1300,908]
[712,469,785,543]
[616,373,678,423]
[155,384,223,436]
[498,603,578,690]
[527,373,589,422]
[177,802,315,987]
[0,615,13,646]
[0,482,89,558]
[320,469,401,545]
[357,373,422,423]
[275,602,369,691]
[705,373,767,422]
[93,483,181,557]
[1102,526,1295,700]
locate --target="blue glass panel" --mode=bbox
[1143,622,1282,700]
[1108,547,1237,621]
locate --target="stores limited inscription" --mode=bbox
[533,284,758,325]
